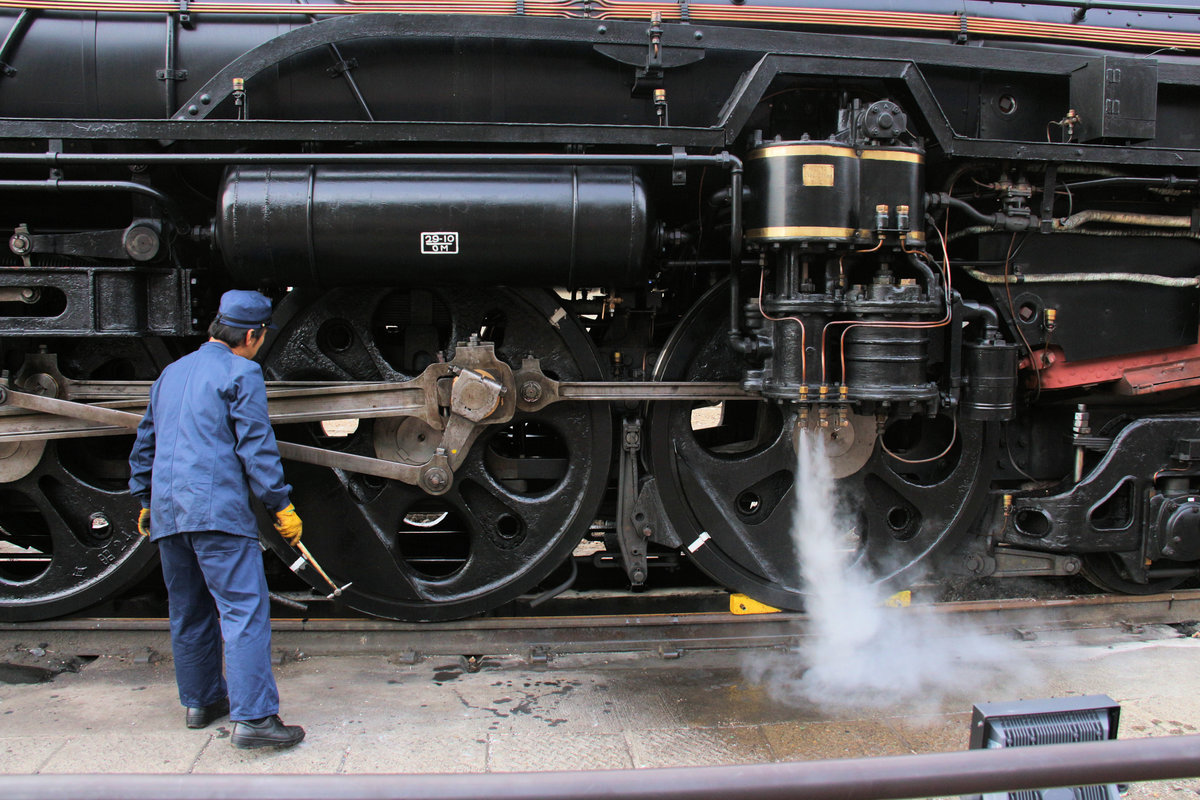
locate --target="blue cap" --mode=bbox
[215,290,276,330]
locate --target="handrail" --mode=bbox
[2,734,1199,800]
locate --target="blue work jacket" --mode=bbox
[128,341,292,540]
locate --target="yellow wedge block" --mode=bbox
[730,594,781,615]
[884,590,912,608]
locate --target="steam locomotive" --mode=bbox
[1,0,1199,622]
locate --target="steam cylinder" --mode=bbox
[217,165,652,287]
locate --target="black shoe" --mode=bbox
[230,715,305,749]
[185,697,230,729]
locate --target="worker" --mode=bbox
[128,289,305,750]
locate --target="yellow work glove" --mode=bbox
[137,507,151,537]
[274,503,302,545]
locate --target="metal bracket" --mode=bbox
[615,417,649,586]
[991,548,1083,578]
[325,57,359,79]
[1039,165,1058,233]
[632,476,680,549]
[632,13,665,97]
[156,68,189,82]
[177,0,193,29]
[671,146,687,185]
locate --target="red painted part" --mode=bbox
[1021,342,1200,394]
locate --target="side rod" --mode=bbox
[0,379,751,443]
[0,385,424,485]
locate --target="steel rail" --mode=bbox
[3,735,1200,800]
[5,590,1198,659]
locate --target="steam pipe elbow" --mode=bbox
[728,332,754,354]
[958,294,1001,339]
[905,252,940,297]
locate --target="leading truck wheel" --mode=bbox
[260,287,612,622]
[0,339,171,621]
[646,281,995,611]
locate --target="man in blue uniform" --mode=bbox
[129,290,305,749]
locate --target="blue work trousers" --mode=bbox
[158,532,280,722]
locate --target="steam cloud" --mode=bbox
[742,429,1032,712]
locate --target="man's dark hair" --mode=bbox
[208,319,265,348]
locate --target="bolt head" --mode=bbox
[520,380,543,403]
[423,467,449,492]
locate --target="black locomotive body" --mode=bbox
[2,0,1199,621]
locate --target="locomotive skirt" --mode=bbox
[157,532,280,722]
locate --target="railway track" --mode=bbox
[3,589,1198,664]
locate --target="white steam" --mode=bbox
[743,428,1032,712]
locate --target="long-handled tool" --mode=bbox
[289,541,352,600]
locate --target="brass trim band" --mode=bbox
[750,145,924,164]
[747,226,856,239]
[748,145,858,161]
[860,150,924,164]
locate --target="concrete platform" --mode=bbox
[1,620,1199,798]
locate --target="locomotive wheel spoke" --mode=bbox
[672,423,798,582]
[261,287,611,621]
[844,419,991,580]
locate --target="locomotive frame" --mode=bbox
[2,0,1200,621]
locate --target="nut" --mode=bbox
[520,380,543,404]
[422,466,450,493]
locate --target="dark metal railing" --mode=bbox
[3,734,1199,800]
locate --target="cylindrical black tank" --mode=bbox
[217,165,653,287]
[859,146,925,249]
[744,141,859,244]
[962,341,1019,421]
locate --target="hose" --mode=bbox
[963,266,1200,288]
[1055,209,1193,230]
